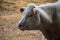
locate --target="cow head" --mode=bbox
[18,4,41,30]
[18,3,52,30]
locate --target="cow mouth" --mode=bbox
[18,27,25,31]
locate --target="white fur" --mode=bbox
[33,7,52,23]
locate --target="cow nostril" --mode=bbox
[20,25,22,27]
[18,25,22,29]
[18,24,22,27]
[18,24,24,30]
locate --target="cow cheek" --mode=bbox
[26,21,37,27]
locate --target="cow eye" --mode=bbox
[27,15,33,17]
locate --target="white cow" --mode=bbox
[18,0,60,40]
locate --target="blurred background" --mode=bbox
[0,0,56,40]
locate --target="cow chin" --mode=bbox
[18,27,24,31]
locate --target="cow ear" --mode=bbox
[20,7,25,13]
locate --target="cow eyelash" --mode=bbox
[27,13,38,17]
[27,11,38,17]
[27,14,33,17]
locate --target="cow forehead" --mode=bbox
[22,8,34,16]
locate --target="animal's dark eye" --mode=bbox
[27,15,33,17]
